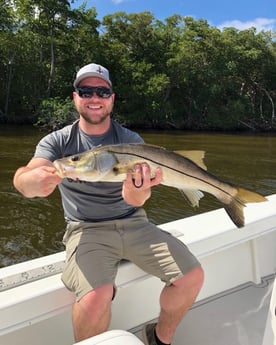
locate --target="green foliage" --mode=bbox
[35,97,78,131]
[0,1,275,131]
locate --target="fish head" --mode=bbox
[54,149,120,182]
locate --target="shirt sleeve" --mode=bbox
[34,132,63,162]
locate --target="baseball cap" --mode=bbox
[73,63,112,88]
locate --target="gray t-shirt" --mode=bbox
[34,119,143,222]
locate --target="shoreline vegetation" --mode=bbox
[1,1,275,131]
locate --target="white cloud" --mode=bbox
[218,18,276,32]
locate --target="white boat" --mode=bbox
[1,194,276,345]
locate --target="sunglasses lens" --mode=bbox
[97,87,113,98]
[77,88,93,98]
[76,87,112,98]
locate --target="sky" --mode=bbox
[73,0,276,32]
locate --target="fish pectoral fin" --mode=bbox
[178,189,204,207]
[174,150,207,170]
[112,162,133,175]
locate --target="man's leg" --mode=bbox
[72,284,114,342]
[145,265,204,345]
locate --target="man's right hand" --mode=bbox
[13,159,62,198]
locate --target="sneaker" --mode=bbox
[142,323,157,345]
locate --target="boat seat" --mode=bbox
[73,330,144,345]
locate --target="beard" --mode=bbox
[78,101,114,125]
[80,110,111,125]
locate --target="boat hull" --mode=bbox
[1,194,276,345]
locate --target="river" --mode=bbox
[1,125,276,267]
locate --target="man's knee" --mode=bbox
[174,265,204,291]
[78,284,114,311]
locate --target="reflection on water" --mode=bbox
[1,125,276,267]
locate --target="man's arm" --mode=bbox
[13,157,62,198]
[122,163,162,207]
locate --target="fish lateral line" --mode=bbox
[107,148,240,200]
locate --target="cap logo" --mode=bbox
[97,66,103,74]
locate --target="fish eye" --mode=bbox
[71,155,80,162]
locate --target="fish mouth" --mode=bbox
[53,161,81,180]
[53,161,67,178]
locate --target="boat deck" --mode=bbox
[132,275,274,345]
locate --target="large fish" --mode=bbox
[53,143,267,228]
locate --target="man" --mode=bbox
[13,63,204,345]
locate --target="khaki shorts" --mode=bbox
[61,209,200,301]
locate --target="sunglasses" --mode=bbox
[75,86,113,99]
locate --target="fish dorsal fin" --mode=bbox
[174,150,207,170]
[178,189,205,208]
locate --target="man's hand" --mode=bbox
[122,163,162,206]
[13,159,62,198]
[25,166,62,197]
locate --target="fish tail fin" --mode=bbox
[236,187,267,204]
[224,187,267,228]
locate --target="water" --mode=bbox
[1,125,276,267]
